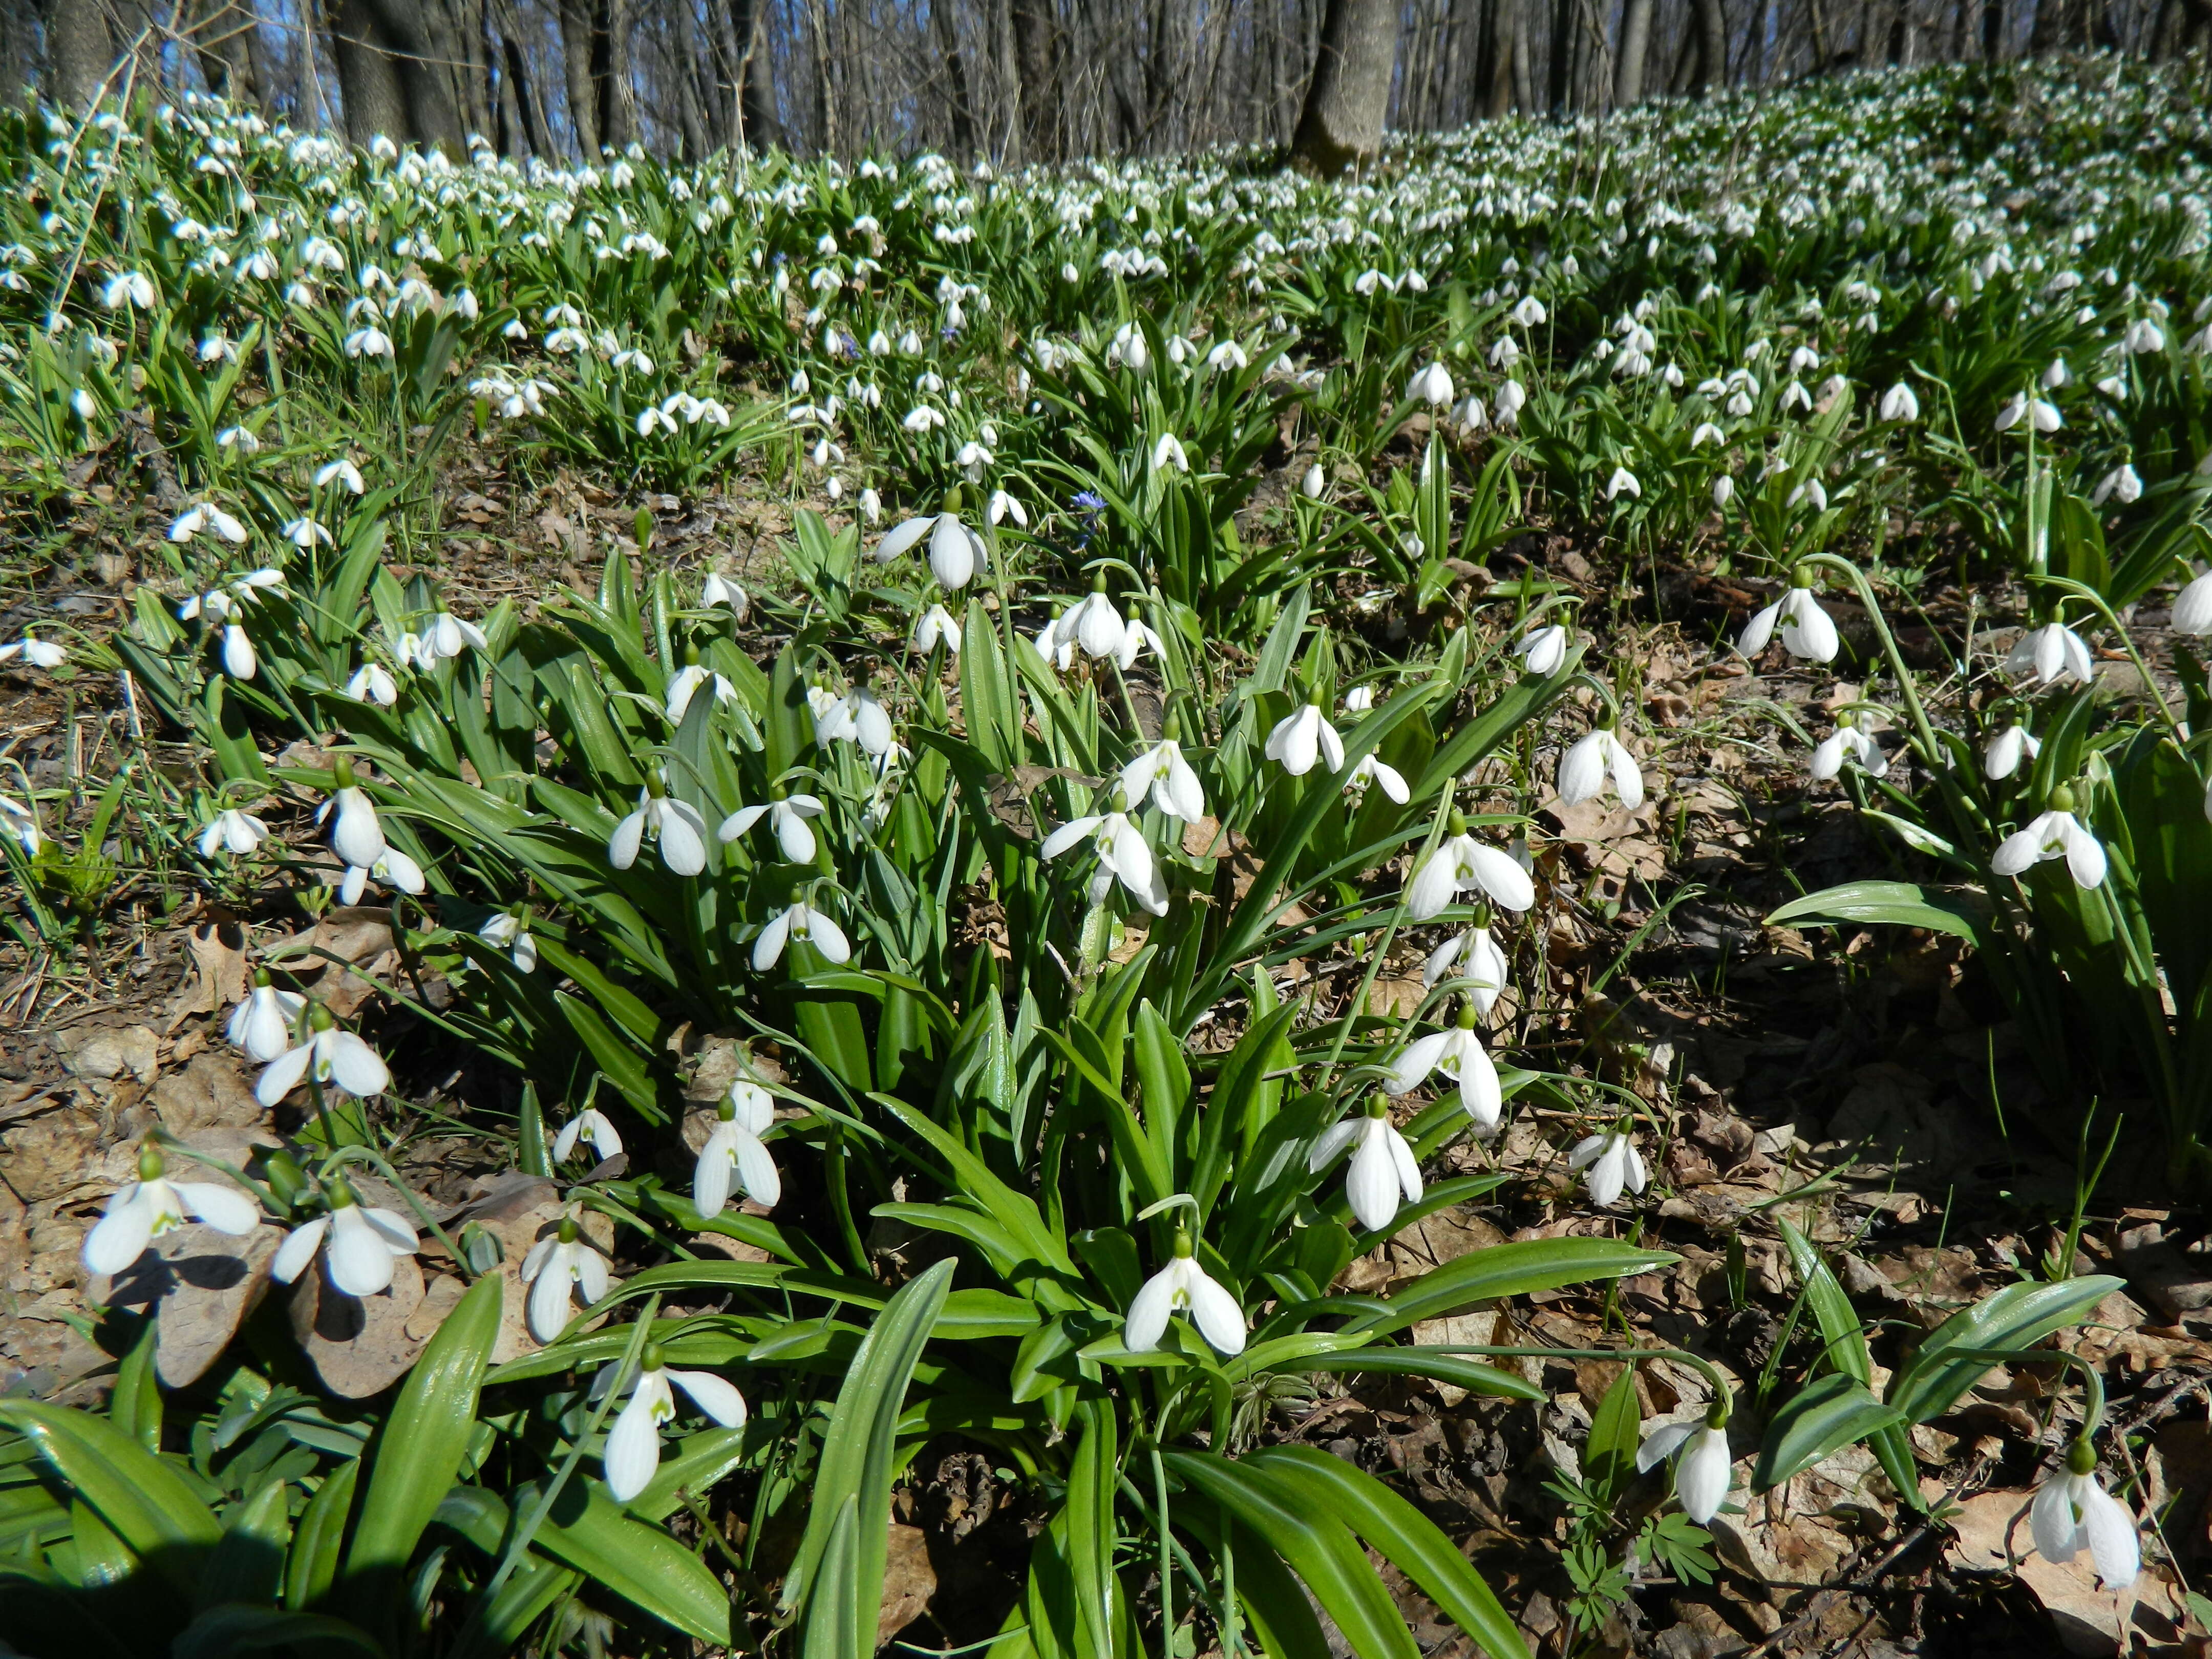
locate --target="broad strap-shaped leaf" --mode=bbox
[172,1606,387,1659]
[529,1483,733,1645]
[1245,1447,1532,1659]
[1766,881,1985,944]
[783,1259,955,1635]
[1886,1274,2122,1424]
[0,1400,220,1593]
[1164,1451,1420,1659]
[343,1272,503,1612]
[1754,1372,1908,1492]
[1350,1237,1679,1337]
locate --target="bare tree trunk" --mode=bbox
[49,0,117,106]
[1692,0,1726,88]
[597,0,635,152]
[1510,0,1535,108]
[1292,0,1397,169]
[1010,0,1057,160]
[932,0,977,157]
[192,1,261,103]
[558,0,599,153]
[1616,0,1654,98]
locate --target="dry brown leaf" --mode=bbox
[289,1250,431,1397]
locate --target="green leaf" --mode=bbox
[1766,881,1985,943]
[197,1476,290,1611]
[1064,1399,1118,1657]
[1753,1373,1908,1492]
[530,1484,733,1645]
[1777,1220,1871,1384]
[1585,1365,1643,1504]
[343,1272,503,1614]
[1245,1446,1532,1659]
[172,1606,387,1659]
[0,1400,220,1592]
[783,1259,955,1637]
[1164,1452,1419,1659]
[284,1457,358,1611]
[1887,1275,2123,1424]
[1352,1238,1679,1337]
[801,1496,864,1659]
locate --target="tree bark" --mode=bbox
[557,0,598,153]
[1615,0,1653,100]
[48,0,115,107]
[193,1,261,104]
[332,0,464,152]
[1010,0,1057,161]
[1692,0,1726,90]
[1291,0,1399,171]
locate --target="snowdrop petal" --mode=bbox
[177,1180,260,1235]
[271,1216,329,1284]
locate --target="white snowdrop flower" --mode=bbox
[1713,475,1735,507]
[553,1107,623,1164]
[1301,463,1326,499]
[2031,1446,2140,1588]
[1605,466,1641,501]
[318,765,387,870]
[1409,813,1535,920]
[1119,737,1206,822]
[1495,379,1527,426]
[256,1008,391,1107]
[1558,726,1645,812]
[877,511,984,591]
[2173,571,2212,634]
[719,794,825,864]
[1344,752,1410,804]
[1264,700,1344,778]
[1453,394,1488,434]
[1041,805,1168,916]
[425,612,488,659]
[1407,361,1454,407]
[1511,295,1547,327]
[858,487,883,523]
[2041,356,2071,387]
[1152,432,1190,473]
[102,271,157,309]
[913,602,963,654]
[1983,724,2041,780]
[698,571,749,616]
[1342,686,1375,713]
[695,1080,780,1214]
[0,631,67,669]
[1515,624,1569,676]
[1125,1233,1245,1355]
[1309,1097,1422,1233]
[314,458,365,493]
[1995,391,2061,433]
[664,661,737,724]
[752,895,851,970]
[1114,608,1165,671]
[226,977,305,1063]
[1786,477,1828,512]
[520,1217,610,1342]
[346,661,398,706]
[1423,922,1509,1008]
[216,424,259,453]
[169,501,248,543]
[2090,464,2142,507]
[198,806,269,857]
[1489,335,1522,369]
[221,623,257,679]
[479,911,538,972]
[337,842,423,907]
[1810,718,1886,781]
[1570,1130,1647,1207]
[1690,421,1726,449]
[2123,318,2166,355]
[0,793,39,856]
[1992,791,2106,888]
[1387,1003,1504,1131]
[1879,382,1920,422]
[1739,583,1839,663]
[600,1352,748,1502]
[271,1182,418,1298]
[82,1144,258,1275]
[609,781,708,877]
[284,517,333,548]
[1206,339,1248,373]
[1638,1417,1734,1524]
[344,325,393,358]
[2006,621,2095,687]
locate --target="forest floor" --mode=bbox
[5,461,2211,1658]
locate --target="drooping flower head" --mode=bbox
[1125,1231,1246,1356]
[82,1142,259,1275]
